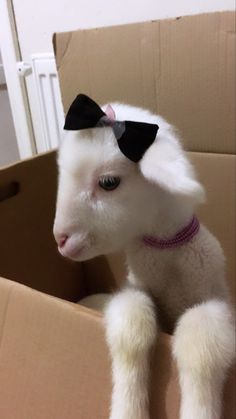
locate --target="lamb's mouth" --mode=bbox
[58,242,86,260]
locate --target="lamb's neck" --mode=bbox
[147,204,194,238]
[127,198,196,251]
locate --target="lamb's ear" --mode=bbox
[139,134,205,204]
[105,104,116,120]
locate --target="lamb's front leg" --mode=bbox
[173,299,235,419]
[104,288,157,419]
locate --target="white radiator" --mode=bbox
[0,64,6,85]
[31,53,64,150]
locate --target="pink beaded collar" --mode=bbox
[143,216,200,250]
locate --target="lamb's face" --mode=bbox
[54,101,205,261]
[53,128,152,261]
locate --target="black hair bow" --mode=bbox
[64,94,159,162]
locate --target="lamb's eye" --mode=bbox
[98,176,121,191]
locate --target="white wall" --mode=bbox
[11,0,235,154]
[13,0,235,59]
[0,51,20,167]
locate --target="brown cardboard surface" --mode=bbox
[0,277,235,419]
[0,277,111,419]
[0,151,85,301]
[190,152,236,303]
[54,12,236,154]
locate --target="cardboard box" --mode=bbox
[0,11,235,419]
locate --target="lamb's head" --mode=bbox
[53,96,205,261]
[53,124,154,261]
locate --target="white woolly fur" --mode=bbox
[54,102,235,419]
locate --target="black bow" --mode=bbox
[64,94,159,162]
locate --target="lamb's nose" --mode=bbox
[55,234,69,248]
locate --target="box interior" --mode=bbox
[0,11,235,305]
[0,12,235,419]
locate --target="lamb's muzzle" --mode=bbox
[54,232,68,249]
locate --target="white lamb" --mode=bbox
[53,94,235,419]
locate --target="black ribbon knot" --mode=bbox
[64,94,159,162]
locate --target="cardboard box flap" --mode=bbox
[54,11,235,154]
[0,277,235,419]
[0,277,111,419]
[0,152,85,301]
[190,152,236,302]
